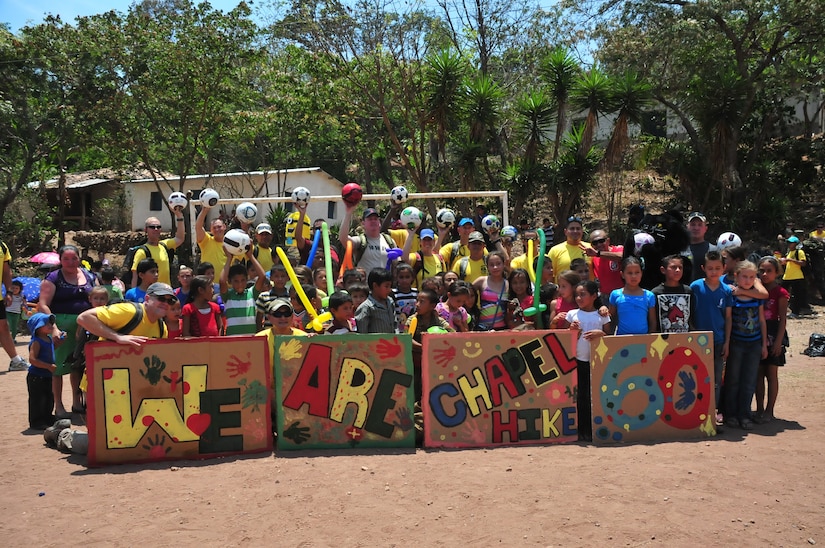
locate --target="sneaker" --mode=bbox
[44,419,72,448]
[724,418,739,429]
[754,413,774,424]
[8,357,28,371]
[739,418,754,430]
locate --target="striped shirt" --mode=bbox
[222,287,259,336]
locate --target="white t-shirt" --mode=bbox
[357,234,394,272]
[566,308,611,362]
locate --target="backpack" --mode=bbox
[448,241,462,267]
[123,242,175,288]
[793,249,812,278]
[413,252,446,281]
[353,233,396,265]
[66,302,165,373]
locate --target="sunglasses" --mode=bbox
[591,238,607,246]
[154,295,177,305]
[269,309,292,318]
[146,225,162,230]
[567,216,583,223]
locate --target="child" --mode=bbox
[393,263,418,327]
[174,265,194,305]
[420,276,444,301]
[99,266,124,304]
[166,299,183,338]
[570,257,590,282]
[404,289,454,401]
[6,280,27,343]
[608,257,656,335]
[255,264,290,330]
[341,268,364,290]
[290,284,321,330]
[312,267,329,301]
[442,270,459,290]
[690,250,733,416]
[27,313,57,430]
[437,281,470,332]
[721,246,746,286]
[567,280,611,441]
[124,258,158,303]
[473,251,513,331]
[534,255,555,286]
[549,270,580,329]
[348,282,369,311]
[464,283,481,331]
[220,247,268,336]
[355,268,397,334]
[509,268,533,324]
[182,275,223,337]
[324,291,355,334]
[723,261,767,430]
[755,256,789,423]
[652,254,693,332]
[539,282,559,328]
[72,287,110,413]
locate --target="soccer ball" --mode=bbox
[291,186,311,206]
[435,208,456,229]
[390,185,409,205]
[633,232,655,256]
[342,182,363,206]
[717,231,742,251]
[501,225,518,239]
[223,229,252,257]
[168,191,188,210]
[235,202,258,224]
[199,188,220,208]
[481,214,501,234]
[399,206,424,230]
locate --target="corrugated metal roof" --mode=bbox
[28,177,118,190]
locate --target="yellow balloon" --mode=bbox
[276,246,320,321]
[526,239,536,282]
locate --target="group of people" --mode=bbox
[5,192,822,449]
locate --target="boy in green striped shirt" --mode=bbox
[220,247,268,336]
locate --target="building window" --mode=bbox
[150,191,163,211]
[284,201,294,213]
[327,201,336,219]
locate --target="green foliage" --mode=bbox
[0,186,57,258]
[265,204,291,248]
[91,185,131,232]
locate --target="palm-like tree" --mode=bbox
[570,67,612,160]
[602,71,652,170]
[516,90,555,170]
[425,50,467,164]
[464,73,503,146]
[540,47,581,160]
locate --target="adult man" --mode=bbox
[510,229,544,272]
[548,216,592,283]
[339,205,397,272]
[77,282,174,345]
[439,218,482,270]
[131,211,185,287]
[196,206,228,272]
[234,223,275,272]
[453,231,489,283]
[685,212,716,282]
[585,229,624,295]
[1,242,31,370]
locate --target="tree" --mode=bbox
[540,47,581,160]
[570,67,611,160]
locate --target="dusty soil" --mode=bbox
[1,312,824,546]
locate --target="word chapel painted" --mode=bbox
[590,332,717,444]
[422,330,579,447]
[86,337,271,466]
[274,335,415,450]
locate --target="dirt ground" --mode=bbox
[1,312,824,546]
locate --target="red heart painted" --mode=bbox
[186,413,211,436]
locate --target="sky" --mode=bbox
[1,0,251,33]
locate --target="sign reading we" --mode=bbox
[86,337,271,466]
[274,335,415,450]
[422,330,579,448]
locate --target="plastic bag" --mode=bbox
[802,333,825,357]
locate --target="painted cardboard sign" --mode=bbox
[422,330,579,448]
[590,332,717,444]
[274,334,415,450]
[86,337,272,466]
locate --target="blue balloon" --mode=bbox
[306,228,322,267]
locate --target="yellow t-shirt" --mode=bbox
[95,303,168,339]
[510,251,551,272]
[810,229,825,241]
[452,256,488,283]
[548,241,592,282]
[284,212,311,247]
[198,233,227,272]
[256,327,307,384]
[409,253,446,288]
[439,241,488,270]
[230,245,274,272]
[390,229,420,254]
[783,249,807,281]
[132,238,178,285]
[0,241,11,275]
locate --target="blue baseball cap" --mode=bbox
[787,236,800,243]
[458,218,474,227]
[419,228,435,240]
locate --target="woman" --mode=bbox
[472,251,517,331]
[401,228,445,289]
[38,245,96,417]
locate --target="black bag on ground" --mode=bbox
[802,333,825,357]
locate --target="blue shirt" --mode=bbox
[28,335,54,378]
[689,279,733,343]
[609,289,655,335]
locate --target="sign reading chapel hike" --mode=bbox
[274,334,416,450]
[86,337,271,466]
[590,332,717,444]
[421,330,579,448]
